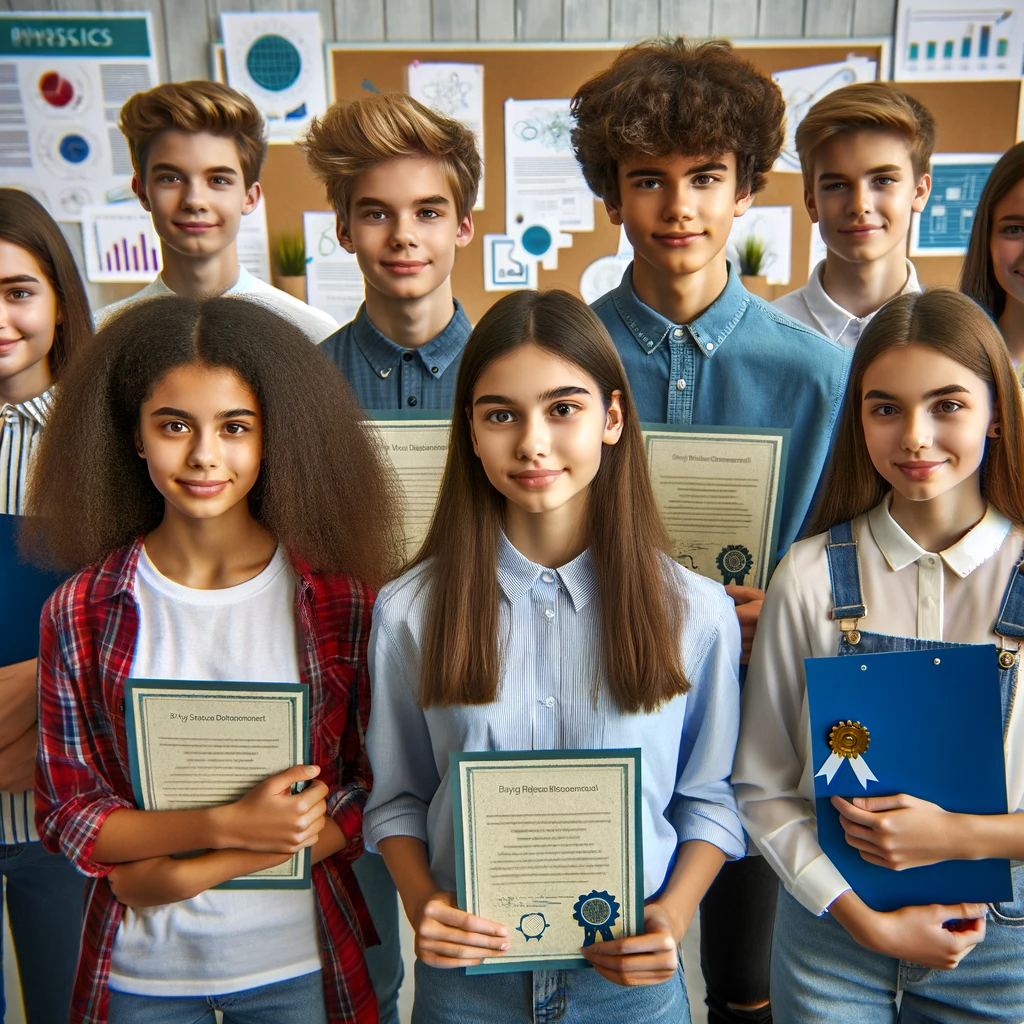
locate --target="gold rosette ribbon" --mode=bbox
[815,720,878,789]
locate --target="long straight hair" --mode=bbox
[808,289,1024,535]
[410,290,688,714]
[960,142,1024,319]
[0,188,92,380]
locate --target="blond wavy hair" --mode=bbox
[118,81,267,187]
[302,92,481,225]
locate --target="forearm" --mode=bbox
[311,817,347,865]
[650,839,727,941]
[954,812,1024,861]
[92,806,228,863]
[377,835,440,927]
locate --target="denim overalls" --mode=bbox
[771,519,1024,1024]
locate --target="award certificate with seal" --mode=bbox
[642,424,788,589]
[124,679,311,889]
[451,749,643,974]
[365,413,450,558]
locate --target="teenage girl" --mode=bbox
[364,289,745,1023]
[734,288,1024,1023]
[960,142,1024,368]
[26,296,402,1024]
[0,187,92,1022]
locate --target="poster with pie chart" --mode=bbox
[221,12,327,141]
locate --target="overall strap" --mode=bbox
[826,522,867,627]
[994,545,1024,643]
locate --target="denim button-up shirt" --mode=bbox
[319,299,472,412]
[592,263,852,556]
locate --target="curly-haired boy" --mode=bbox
[96,81,338,343]
[572,38,852,1024]
[304,93,479,411]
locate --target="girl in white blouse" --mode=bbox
[735,288,1024,1024]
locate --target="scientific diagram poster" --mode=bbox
[0,12,157,221]
[910,153,999,256]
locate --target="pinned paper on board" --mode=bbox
[727,206,793,286]
[221,12,327,141]
[81,203,161,283]
[303,211,364,325]
[408,62,485,209]
[809,222,829,279]
[910,153,998,256]
[579,226,633,304]
[483,234,537,292]
[772,59,878,173]
[237,201,271,284]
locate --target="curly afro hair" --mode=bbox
[571,38,785,206]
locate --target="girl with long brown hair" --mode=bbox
[28,295,402,1024]
[0,186,93,1023]
[364,289,744,1022]
[735,289,1024,1023]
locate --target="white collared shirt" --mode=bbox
[773,259,921,348]
[734,499,1024,916]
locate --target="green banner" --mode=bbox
[0,16,151,59]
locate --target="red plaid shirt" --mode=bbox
[34,539,380,1024]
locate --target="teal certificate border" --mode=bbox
[641,423,790,587]
[124,679,310,889]
[450,748,644,974]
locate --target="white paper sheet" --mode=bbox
[910,153,999,256]
[81,203,161,284]
[237,200,271,284]
[772,59,879,173]
[504,98,595,235]
[895,0,1024,81]
[407,62,485,209]
[221,12,326,142]
[727,206,793,286]
[303,211,364,326]
[0,12,158,221]
[809,222,828,280]
[579,227,633,304]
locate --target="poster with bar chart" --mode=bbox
[895,0,1024,80]
[81,203,161,283]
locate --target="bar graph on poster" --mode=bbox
[82,203,161,283]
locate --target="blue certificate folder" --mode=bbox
[806,646,1011,912]
[0,513,66,666]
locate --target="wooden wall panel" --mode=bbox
[660,0,712,36]
[564,0,610,41]
[334,0,386,40]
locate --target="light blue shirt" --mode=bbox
[364,536,745,898]
[592,263,852,556]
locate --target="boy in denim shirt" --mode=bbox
[572,37,851,1024]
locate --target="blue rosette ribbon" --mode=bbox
[716,545,753,586]
[573,890,620,946]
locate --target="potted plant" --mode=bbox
[734,233,773,299]
[274,234,307,301]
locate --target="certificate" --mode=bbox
[124,680,310,889]
[451,749,643,973]
[642,425,788,589]
[366,413,450,559]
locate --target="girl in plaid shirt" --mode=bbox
[24,296,402,1024]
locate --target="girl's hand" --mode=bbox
[831,891,987,970]
[724,585,764,664]
[214,765,328,853]
[413,890,509,968]
[833,794,960,869]
[579,901,681,987]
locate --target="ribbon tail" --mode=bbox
[850,756,878,789]
[815,751,844,784]
[598,925,614,942]
[583,927,597,947]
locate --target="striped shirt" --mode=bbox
[364,535,745,898]
[0,386,54,844]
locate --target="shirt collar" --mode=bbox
[497,533,598,612]
[151,266,253,297]
[611,260,751,359]
[867,497,1012,578]
[803,260,920,346]
[1,386,55,427]
[351,299,471,381]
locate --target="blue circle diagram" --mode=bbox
[246,35,301,92]
[59,134,90,164]
[521,225,552,256]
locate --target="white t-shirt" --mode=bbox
[109,545,321,996]
[94,266,338,344]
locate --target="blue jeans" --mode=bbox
[771,865,1024,1024]
[0,839,84,1023]
[352,850,403,1024]
[412,959,690,1023]
[107,970,327,1024]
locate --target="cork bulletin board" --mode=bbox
[249,40,1020,322]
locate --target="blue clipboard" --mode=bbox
[805,646,1012,912]
[0,513,66,666]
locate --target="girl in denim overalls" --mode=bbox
[735,289,1024,1024]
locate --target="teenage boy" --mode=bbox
[300,91,479,1024]
[304,93,478,411]
[774,82,934,345]
[96,82,338,343]
[572,37,851,1024]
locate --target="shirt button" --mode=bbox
[407,396,418,407]
[541,572,555,583]
[646,341,654,350]
[705,342,714,351]
[926,556,937,566]
[544,697,555,708]
[431,366,439,374]
[672,328,684,338]
[676,378,686,391]
[403,352,414,362]
[544,608,554,620]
